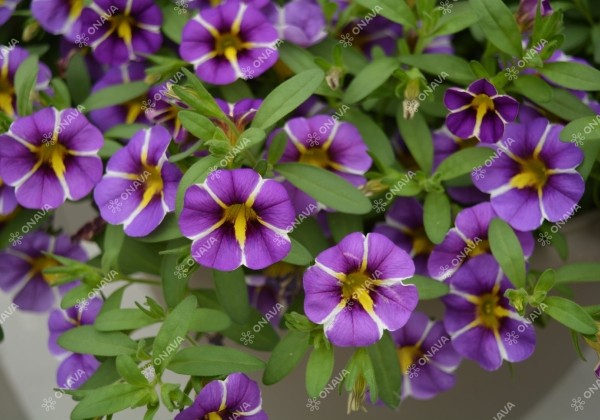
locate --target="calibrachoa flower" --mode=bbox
[81,0,163,65]
[0,107,104,209]
[472,119,584,232]
[94,125,182,237]
[261,0,327,48]
[0,0,20,25]
[179,168,295,271]
[31,0,84,40]
[373,198,433,276]
[0,45,52,118]
[391,311,461,400]
[442,255,536,371]
[145,82,190,143]
[215,98,263,134]
[176,373,267,420]
[428,202,535,280]
[269,115,372,214]
[444,79,519,143]
[516,0,552,31]
[0,231,87,312]
[0,179,18,216]
[303,232,418,347]
[180,0,279,85]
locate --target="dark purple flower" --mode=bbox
[81,0,162,65]
[444,79,519,143]
[343,15,402,57]
[261,0,326,48]
[214,97,263,140]
[428,202,535,280]
[373,198,433,277]
[145,81,190,143]
[391,311,461,400]
[31,0,84,40]
[0,0,20,25]
[190,0,269,9]
[56,353,100,390]
[516,0,552,31]
[179,169,295,271]
[0,179,18,215]
[0,107,104,209]
[303,232,417,347]
[472,119,584,232]
[0,232,87,312]
[48,297,103,355]
[180,0,279,85]
[442,255,536,371]
[424,35,454,55]
[94,125,182,237]
[176,372,267,420]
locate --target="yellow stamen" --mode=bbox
[397,345,423,373]
[510,158,548,189]
[69,0,84,20]
[140,164,164,207]
[37,141,68,178]
[111,14,135,44]
[223,203,257,246]
[467,239,490,258]
[341,270,376,312]
[31,256,61,285]
[471,94,495,124]
[408,227,434,255]
[298,147,331,169]
[475,292,511,329]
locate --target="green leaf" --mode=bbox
[176,156,220,215]
[326,213,363,243]
[423,191,451,244]
[405,275,449,299]
[61,283,95,310]
[222,307,281,351]
[178,110,218,140]
[57,326,137,356]
[354,0,416,28]
[509,75,554,103]
[398,54,475,84]
[189,308,232,332]
[138,213,182,243]
[275,163,372,214]
[213,268,250,324]
[543,296,598,335]
[283,238,313,266]
[81,81,148,111]
[95,309,158,332]
[539,62,600,91]
[534,269,556,294]
[366,332,401,409]
[555,263,600,283]
[162,6,187,43]
[252,69,324,130]
[104,123,149,139]
[432,2,480,36]
[49,78,71,109]
[152,295,196,374]
[66,53,92,105]
[471,0,523,57]
[14,55,39,116]
[99,139,124,158]
[489,218,526,289]
[267,130,288,165]
[168,346,265,376]
[531,87,595,121]
[344,108,396,167]
[434,147,495,181]
[560,116,600,142]
[102,224,125,273]
[159,241,190,309]
[306,345,334,398]
[99,285,127,315]
[78,358,120,391]
[397,111,433,174]
[343,57,399,104]
[71,383,149,420]
[180,68,227,119]
[116,355,149,386]
[263,330,310,385]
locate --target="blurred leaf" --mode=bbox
[213,268,250,324]
[471,0,523,57]
[58,326,137,356]
[168,346,265,376]
[263,330,310,385]
[306,344,334,398]
[343,57,399,104]
[544,296,598,335]
[423,191,451,244]
[489,218,526,289]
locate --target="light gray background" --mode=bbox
[0,203,599,419]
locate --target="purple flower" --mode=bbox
[56,353,100,390]
[428,202,535,280]
[0,179,18,215]
[424,35,454,55]
[190,0,269,8]
[303,232,418,347]
[342,16,402,57]
[31,0,84,39]
[175,372,267,420]
[81,0,162,65]
[516,0,552,31]
[261,0,326,48]
[179,169,295,271]
[0,107,104,210]
[89,62,149,132]
[391,311,461,400]
[0,232,87,312]
[373,198,433,277]
[442,255,536,371]
[0,45,52,118]
[268,115,371,214]
[94,125,182,237]
[145,82,190,143]
[0,0,20,25]
[472,119,584,232]
[214,98,263,141]
[180,0,279,85]
[444,79,519,143]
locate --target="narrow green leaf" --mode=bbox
[544,296,598,335]
[104,123,149,139]
[423,191,451,244]
[116,355,149,386]
[326,213,363,243]
[432,2,480,36]
[354,0,416,28]
[168,346,265,376]
[283,238,313,266]
[344,108,396,167]
[71,384,148,420]
[397,111,433,174]
[405,275,449,299]
[555,263,600,283]
[539,62,600,91]
[398,54,475,84]
[530,88,594,121]
[66,53,91,105]
[560,116,600,142]
[434,147,495,181]
[471,0,523,57]
[510,75,554,103]
[189,308,232,332]
[178,110,218,140]
[160,240,190,309]
[366,332,401,409]
[57,326,137,356]
[263,330,310,385]
[176,156,220,215]
[14,55,39,116]
[343,57,399,104]
[81,81,149,111]
[489,218,526,288]
[95,309,158,332]
[213,268,250,324]
[306,345,334,398]
[534,269,556,294]
[102,224,125,273]
[222,307,281,351]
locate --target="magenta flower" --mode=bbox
[0,232,87,312]
[261,0,327,48]
[179,169,295,271]
[392,311,461,400]
[176,373,267,420]
[444,79,519,143]
[94,125,182,237]
[303,232,418,347]
[442,255,536,371]
[180,0,279,85]
[0,107,103,209]
[472,119,584,231]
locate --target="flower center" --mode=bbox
[409,227,434,256]
[471,94,495,123]
[224,203,258,245]
[124,96,145,124]
[0,73,15,117]
[466,238,490,258]
[205,412,223,420]
[215,33,244,61]
[458,137,479,149]
[32,256,61,285]
[69,0,84,19]
[510,158,548,189]
[477,293,503,329]
[397,345,424,373]
[111,14,135,43]
[37,140,68,176]
[299,147,331,168]
[342,271,375,301]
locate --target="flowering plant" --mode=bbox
[1,0,600,418]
